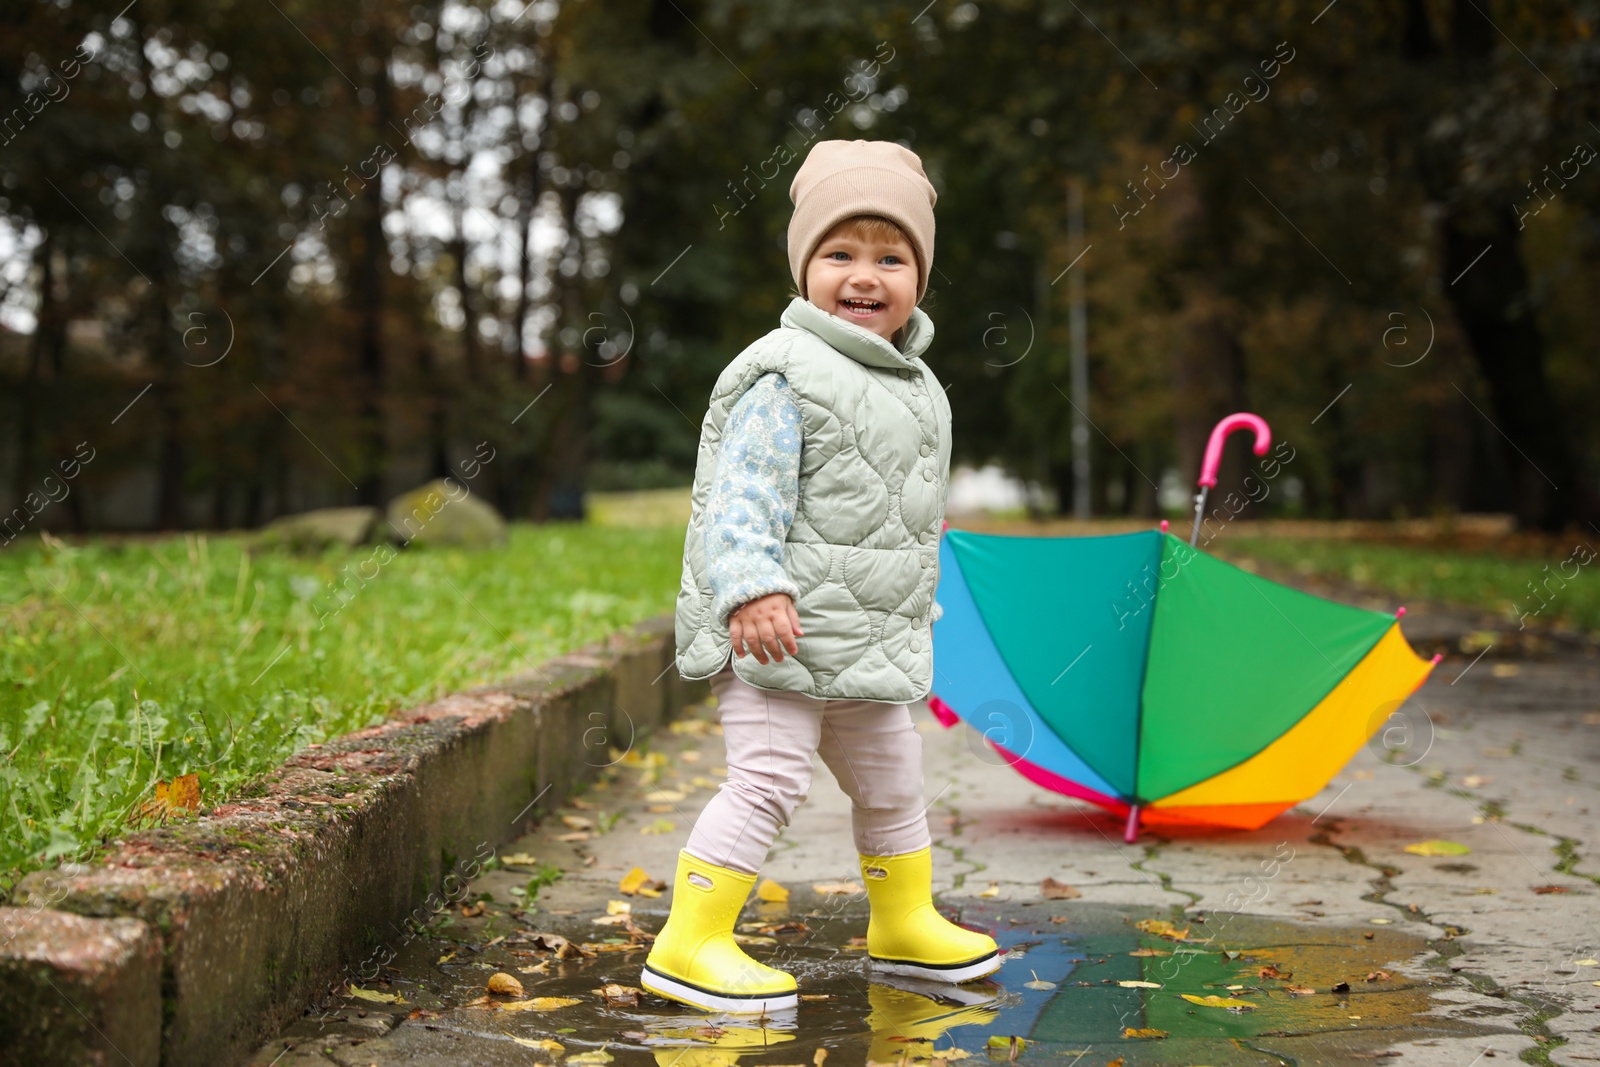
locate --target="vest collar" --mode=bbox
[780,296,934,370]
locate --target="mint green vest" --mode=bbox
[674,296,952,704]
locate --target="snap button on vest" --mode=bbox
[919,444,931,457]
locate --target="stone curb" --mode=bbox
[0,906,161,1066]
[2,614,703,1067]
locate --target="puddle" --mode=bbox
[261,893,1509,1066]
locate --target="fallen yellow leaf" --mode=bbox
[669,718,710,734]
[510,1037,566,1052]
[1404,840,1472,857]
[561,815,592,829]
[1128,948,1171,957]
[978,882,1001,898]
[758,878,790,903]
[1133,919,1191,941]
[500,852,539,867]
[813,881,864,895]
[347,985,405,1004]
[135,773,202,820]
[619,867,666,896]
[496,996,582,1012]
[644,789,686,802]
[593,983,642,1005]
[569,1049,614,1064]
[1024,969,1056,990]
[1181,994,1254,1010]
[1122,1028,1168,1039]
[984,1036,1028,1051]
[606,899,631,915]
[1117,980,1161,988]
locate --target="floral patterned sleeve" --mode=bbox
[705,372,804,627]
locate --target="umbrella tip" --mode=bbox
[1430,652,1443,664]
[1395,605,1407,618]
[1159,519,1170,533]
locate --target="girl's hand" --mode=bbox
[728,592,803,664]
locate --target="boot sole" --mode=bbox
[640,964,799,1014]
[867,949,1003,984]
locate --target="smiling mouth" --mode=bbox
[839,298,885,318]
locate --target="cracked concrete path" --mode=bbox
[252,586,1600,1067]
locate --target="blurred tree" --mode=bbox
[2,0,1596,536]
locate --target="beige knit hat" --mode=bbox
[788,139,937,304]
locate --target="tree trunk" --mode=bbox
[1401,0,1598,532]
[354,54,393,507]
[529,180,590,522]
[512,62,551,382]
[1437,206,1591,531]
[14,231,51,505]
[449,197,479,385]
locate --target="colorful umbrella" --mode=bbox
[928,415,1441,841]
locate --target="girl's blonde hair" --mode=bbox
[792,214,921,348]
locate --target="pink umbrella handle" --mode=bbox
[1198,413,1272,489]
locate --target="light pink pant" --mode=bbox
[684,659,934,875]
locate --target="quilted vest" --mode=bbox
[674,296,952,704]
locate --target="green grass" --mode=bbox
[0,523,683,894]
[1211,535,1600,634]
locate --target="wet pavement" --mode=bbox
[250,581,1600,1067]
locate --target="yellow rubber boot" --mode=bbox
[640,850,798,1013]
[860,847,1002,983]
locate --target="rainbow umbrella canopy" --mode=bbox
[928,417,1441,841]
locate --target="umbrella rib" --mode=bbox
[1240,573,1335,668]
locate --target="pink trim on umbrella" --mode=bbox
[991,741,1129,813]
[926,694,961,729]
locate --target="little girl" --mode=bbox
[642,138,1001,1013]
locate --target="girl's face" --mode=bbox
[803,222,918,344]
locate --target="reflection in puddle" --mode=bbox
[290,896,1507,1066]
